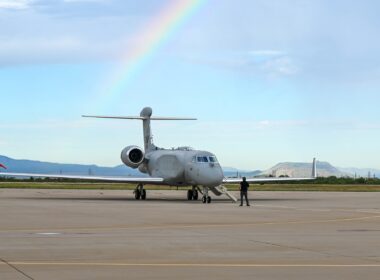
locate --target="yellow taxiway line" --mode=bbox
[2,262,380,268]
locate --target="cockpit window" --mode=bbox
[197,156,209,163]
[209,156,218,163]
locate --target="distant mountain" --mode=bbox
[0,155,262,178]
[223,167,262,178]
[261,161,350,178]
[0,155,145,177]
[2,155,376,179]
[222,167,242,173]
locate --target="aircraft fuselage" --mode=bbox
[142,149,224,187]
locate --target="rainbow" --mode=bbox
[94,0,205,110]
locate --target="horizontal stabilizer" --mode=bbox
[82,115,197,121]
[82,115,145,120]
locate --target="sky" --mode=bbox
[1,0,380,170]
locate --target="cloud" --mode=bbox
[26,0,165,18]
[245,50,299,77]
[0,36,113,66]
[248,50,285,57]
[0,119,125,130]
[256,119,308,128]
[186,119,380,137]
[0,0,31,9]
[0,1,169,66]
[261,56,299,76]
[187,50,299,79]
[63,0,106,2]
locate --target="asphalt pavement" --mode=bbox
[0,189,379,280]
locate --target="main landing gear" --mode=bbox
[187,186,199,201]
[134,184,146,200]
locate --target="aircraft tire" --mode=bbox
[193,190,198,200]
[134,190,141,200]
[141,189,146,200]
[187,190,193,200]
[202,196,207,203]
[207,196,211,203]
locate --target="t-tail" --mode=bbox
[82,107,196,152]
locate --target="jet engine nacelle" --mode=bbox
[121,146,145,168]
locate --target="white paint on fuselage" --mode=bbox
[145,149,223,187]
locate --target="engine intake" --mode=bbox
[121,146,144,168]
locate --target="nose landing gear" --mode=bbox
[202,186,212,204]
[188,186,212,203]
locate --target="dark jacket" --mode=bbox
[240,181,249,192]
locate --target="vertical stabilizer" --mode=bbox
[140,107,155,151]
[312,158,317,178]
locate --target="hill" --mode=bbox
[261,161,350,178]
[1,155,375,178]
[0,155,144,177]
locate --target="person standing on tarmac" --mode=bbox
[239,177,250,206]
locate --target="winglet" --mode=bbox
[0,164,6,169]
[312,158,317,178]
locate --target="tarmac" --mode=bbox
[0,188,380,280]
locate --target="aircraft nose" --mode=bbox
[198,164,224,186]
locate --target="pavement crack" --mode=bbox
[0,257,35,280]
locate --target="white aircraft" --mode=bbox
[0,107,316,203]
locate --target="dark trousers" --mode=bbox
[240,191,250,206]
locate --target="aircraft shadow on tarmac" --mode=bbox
[16,196,314,204]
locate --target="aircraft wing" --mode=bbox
[223,158,317,184]
[0,172,164,184]
[223,176,316,184]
